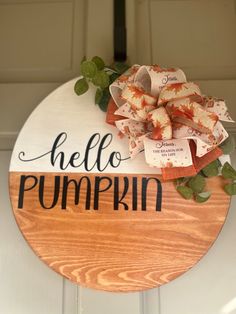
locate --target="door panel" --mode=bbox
[0,0,85,83]
[149,0,236,80]
[77,288,141,314]
[63,280,78,314]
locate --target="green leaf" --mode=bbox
[95,88,103,104]
[202,160,220,177]
[187,174,206,193]
[221,162,236,180]
[174,177,189,186]
[176,186,193,200]
[195,191,211,203]
[74,78,89,95]
[174,177,185,186]
[224,183,236,195]
[98,88,110,112]
[219,134,235,155]
[81,60,97,78]
[92,70,110,89]
[109,72,120,84]
[92,56,105,70]
[112,62,130,74]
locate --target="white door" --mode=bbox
[1,1,236,313]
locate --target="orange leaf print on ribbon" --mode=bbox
[167,98,219,134]
[148,107,172,140]
[117,75,129,83]
[209,112,219,123]
[116,65,140,84]
[150,65,177,73]
[129,85,145,100]
[151,122,166,140]
[165,83,186,94]
[150,123,172,140]
[158,82,202,106]
[172,104,195,121]
[130,65,140,75]
[121,84,157,112]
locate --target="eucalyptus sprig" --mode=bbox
[74,56,129,112]
[175,174,210,203]
[175,134,236,202]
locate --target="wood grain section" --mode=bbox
[9,171,230,292]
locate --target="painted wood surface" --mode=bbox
[9,170,230,292]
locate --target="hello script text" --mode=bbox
[17,132,162,211]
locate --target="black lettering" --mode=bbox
[141,177,162,211]
[109,152,122,168]
[97,134,112,171]
[83,133,101,171]
[62,176,91,210]
[114,176,129,210]
[18,175,38,208]
[50,132,67,169]
[132,177,138,210]
[94,176,112,210]
[38,176,60,209]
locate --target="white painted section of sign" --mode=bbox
[10,78,162,174]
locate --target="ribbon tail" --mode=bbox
[106,98,124,126]
[161,141,223,181]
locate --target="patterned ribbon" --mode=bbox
[108,65,234,169]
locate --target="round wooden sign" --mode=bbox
[9,79,230,292]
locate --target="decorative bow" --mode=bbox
[107,65,234,177]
